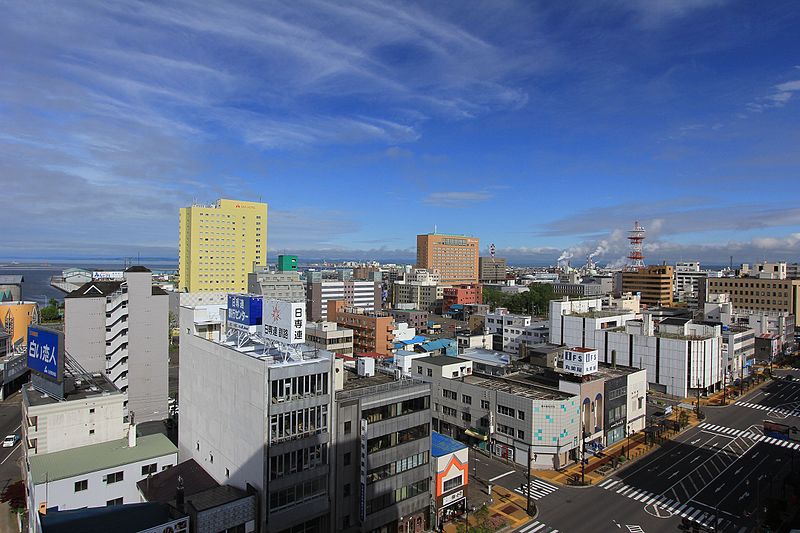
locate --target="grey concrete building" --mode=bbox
[248,268,306,302]
[414,356,580,470]
[307,279,382,321]
[479,257,507,284]
[0,274,24,302]
[65,266,169,423]
[178,321,334,533]
[332,369,432,533]
[387,309,429,331]
[306,321,354,355]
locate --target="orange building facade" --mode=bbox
[416,233,480,284]
[326,300,396,356]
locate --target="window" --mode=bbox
[517,410,525,420]
[481,400,490,409]
[344,452,351,466]
[497,405,515,417]
[105,471,124,484]
[343,516,351,528]
[343,483,351,497]
[344,421,352,434]
[89,429,95,435]
[106,498,123,507]
[462,395,472,405]
[442,406,457,417]
[462,412,472,423]
[417,366,423,374]
[226,468,230,478]
[74,480,88,492]
[427,368,433,377]
[141,463,157,476]
[89,408,95,414]
[517,429,525,439]
[443,475,463,492]
[442,389,457,400]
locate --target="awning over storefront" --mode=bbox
[464,428,488,441]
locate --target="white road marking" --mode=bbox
[0,442,21,465]
[489,470,515,482]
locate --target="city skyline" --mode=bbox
[2,1,800,264]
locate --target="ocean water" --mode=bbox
[0,262,176,306]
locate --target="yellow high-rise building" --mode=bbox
[178,199,268,292]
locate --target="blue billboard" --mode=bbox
[27,326,65,382]
[227,294,263,328]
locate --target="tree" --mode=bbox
[40,299,61,322]
[0,481,26,514]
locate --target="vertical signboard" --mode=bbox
[227,294,263,333]
[262,299,306,344]
[27,326,64,382]
[360,419,368,523]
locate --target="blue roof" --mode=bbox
[431,431,467,457]
[422,338,454,351]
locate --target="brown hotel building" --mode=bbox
[416,233,479,285]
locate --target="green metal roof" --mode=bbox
[29,434,177,484]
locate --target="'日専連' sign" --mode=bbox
[261,299,305,344]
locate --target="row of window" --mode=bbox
[74,463,163,493]
[365,479,430,515]
[269,405,329,443]
[496,424,525,440]
[363,396,430,424]
[367,451,429,483]
[271,373,329,403]
[367,423,430,454]
[497,405,525,420]
[269,444,327,480]
[268,475,327,512]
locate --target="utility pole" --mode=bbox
[526,443,536,516]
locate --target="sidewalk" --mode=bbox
[537,408,702,487]
[0,502,20,533]
[444,482,531,533]
[700,371,770,407]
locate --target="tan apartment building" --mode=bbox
[304,321,354,355]
[178,198,267,293]
[621,265,674,307]
[327,300,396,356]
[706,277,800,326]
[416,233,479,284]
[479,256,507,284]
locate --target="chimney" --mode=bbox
[176,475,185,513]
[128,412,137,448]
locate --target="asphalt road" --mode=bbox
[0,392,24,493]
[504,375,800,533]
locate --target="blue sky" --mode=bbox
[2,0,799,265]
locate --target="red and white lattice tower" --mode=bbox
[627,221,646,269]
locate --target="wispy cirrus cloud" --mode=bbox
[423,191,494,208]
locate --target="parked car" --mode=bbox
[2,434,20,448]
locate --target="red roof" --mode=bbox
[357,351,393,360]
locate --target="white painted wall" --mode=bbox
[24,392,126,455]
[30,451,176,526]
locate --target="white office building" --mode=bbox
[179,309,335,533]
[64,267,169,423]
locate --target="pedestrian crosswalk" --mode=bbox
[596,479,732,531]
[698,423,800,450]
[514,478,559,500]
[515,520,559,533]
[734,400,800,417]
